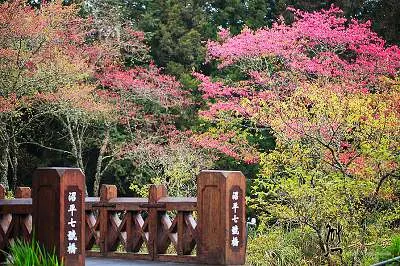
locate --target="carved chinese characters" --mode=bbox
[65,187,82,256]
[33,168,85,266]
[230,186,243,250]
[197,170,246,265]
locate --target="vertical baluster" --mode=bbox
[0,184,5,199]
[16,187,31,243]
[13,187,31,243]
[125,210,133,252]
[108,211,121,252]
[182,211,197,255]
[148,184,167,259]
[99,184,117,254]
[177,211,184,256]
[132,211,145,253]
[85,209,96,250]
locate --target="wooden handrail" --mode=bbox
[0,198,32,214]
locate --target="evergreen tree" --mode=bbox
[208,0,278,34]
[281,0,400,44]
[138,0,211,76]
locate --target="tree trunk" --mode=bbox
[0,142,9,190]
[65,116,88,195]
[93,128,110,196]
[66,116,80,166]
[76,125,85,172]
[10,134,18,190]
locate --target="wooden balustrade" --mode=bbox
[0,186,32,261]
[85,184,199,263]
[0,169,246,265]
[0,184,199,263]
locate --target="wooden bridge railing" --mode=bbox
[0,185,198,262]
[0,186,32,257]
[0,169,246,265]
[85,184,199,263]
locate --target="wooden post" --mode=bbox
[148,184,167,258]
[0,185,6,262]
[15,187,31,198]
[197,170,246,265]
[100,185,117,201]
[99,184,117,253]
[33,168,85,266]
[14,187,32,242]
[0,184,5,199]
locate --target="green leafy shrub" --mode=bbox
[4,239,62,266]
[246,226,400,265]
[246,228,324,266]
[374,235,400,265]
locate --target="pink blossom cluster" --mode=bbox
[206,5,400,89]
[0,0,47,40]
[99,65,189,109]
[323,149,366,175]
[193,72,273,119]
[0,94,18,113]
[190,132,259,164]
[192,72,250,99]
[199,101,248,119]
[193,6,400,163]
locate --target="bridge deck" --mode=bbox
[86,257,201,266]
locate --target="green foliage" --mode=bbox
[5,239,62,266]
[209,0,278,34]
[246,228,323,266]
[247,227,400,265]
[248,85,400,264]
[375,235,400,265]
[129,138,214,197]
[138,0,210,76]
[282,0,400,45]
[133,0,282,80]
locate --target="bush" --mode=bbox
[4,239,62,266]
[246,227,400,265]
[246,228,324,266]
[374,235,400,265]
